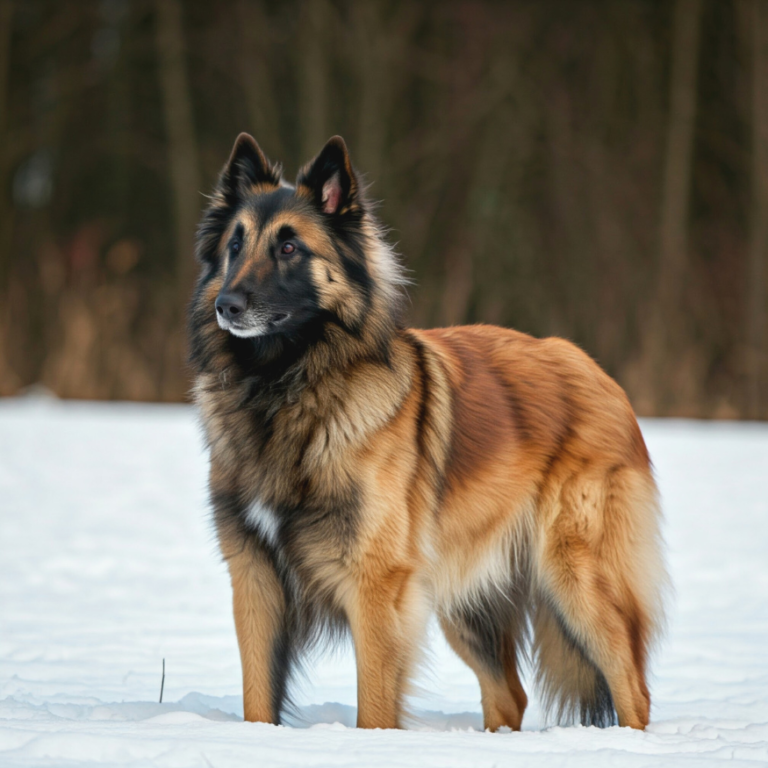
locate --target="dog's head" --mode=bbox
[194,133,400,349]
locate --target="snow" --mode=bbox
[1,397,767,767]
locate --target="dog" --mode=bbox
[188,132,667,731]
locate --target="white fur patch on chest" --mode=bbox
[244,500,281,548]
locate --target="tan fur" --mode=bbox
[191,135,668,733]
[223,531,285,724]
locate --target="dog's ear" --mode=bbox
[297,136,362,218]
[217,133,281,202]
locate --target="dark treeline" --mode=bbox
[0,0,766,417]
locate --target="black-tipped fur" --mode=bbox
[191,132,666,732]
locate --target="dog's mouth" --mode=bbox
[269,312,290,326]
[217,310,291,338]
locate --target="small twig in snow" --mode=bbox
[159,658,165,704]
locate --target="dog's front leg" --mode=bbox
[348,570,426,729]
[225,540,287,724]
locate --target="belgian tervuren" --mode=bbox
[189,133,667,731]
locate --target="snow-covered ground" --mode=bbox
[0,397,766,767]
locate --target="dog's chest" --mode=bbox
[244,499,282,549]
[199,377,362,562]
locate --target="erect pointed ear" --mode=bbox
[217,133,281,202]
[296,136,362,217]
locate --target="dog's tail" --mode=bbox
[530,468,668,728]
[531,597,617,727]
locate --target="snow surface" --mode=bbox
[1,397,767,767]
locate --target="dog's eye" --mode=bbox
[231,241,241,255]
[281,242,296,256]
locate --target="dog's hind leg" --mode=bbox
[439,590,528,732]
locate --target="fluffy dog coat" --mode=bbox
[189,133,667,731]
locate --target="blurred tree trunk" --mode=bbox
[652,0,702,407]
[0,0,13,394]
[236,0,283,160]
[298,0,330,162]
[154,0,201,291]
[354,1,387,184]
[0,0,13,289]
[440,54,520,327]
[747,0,768,418]
[353,2,417,184]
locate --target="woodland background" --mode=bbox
[0,0,766,418]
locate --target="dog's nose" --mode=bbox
[215,291,247,321]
